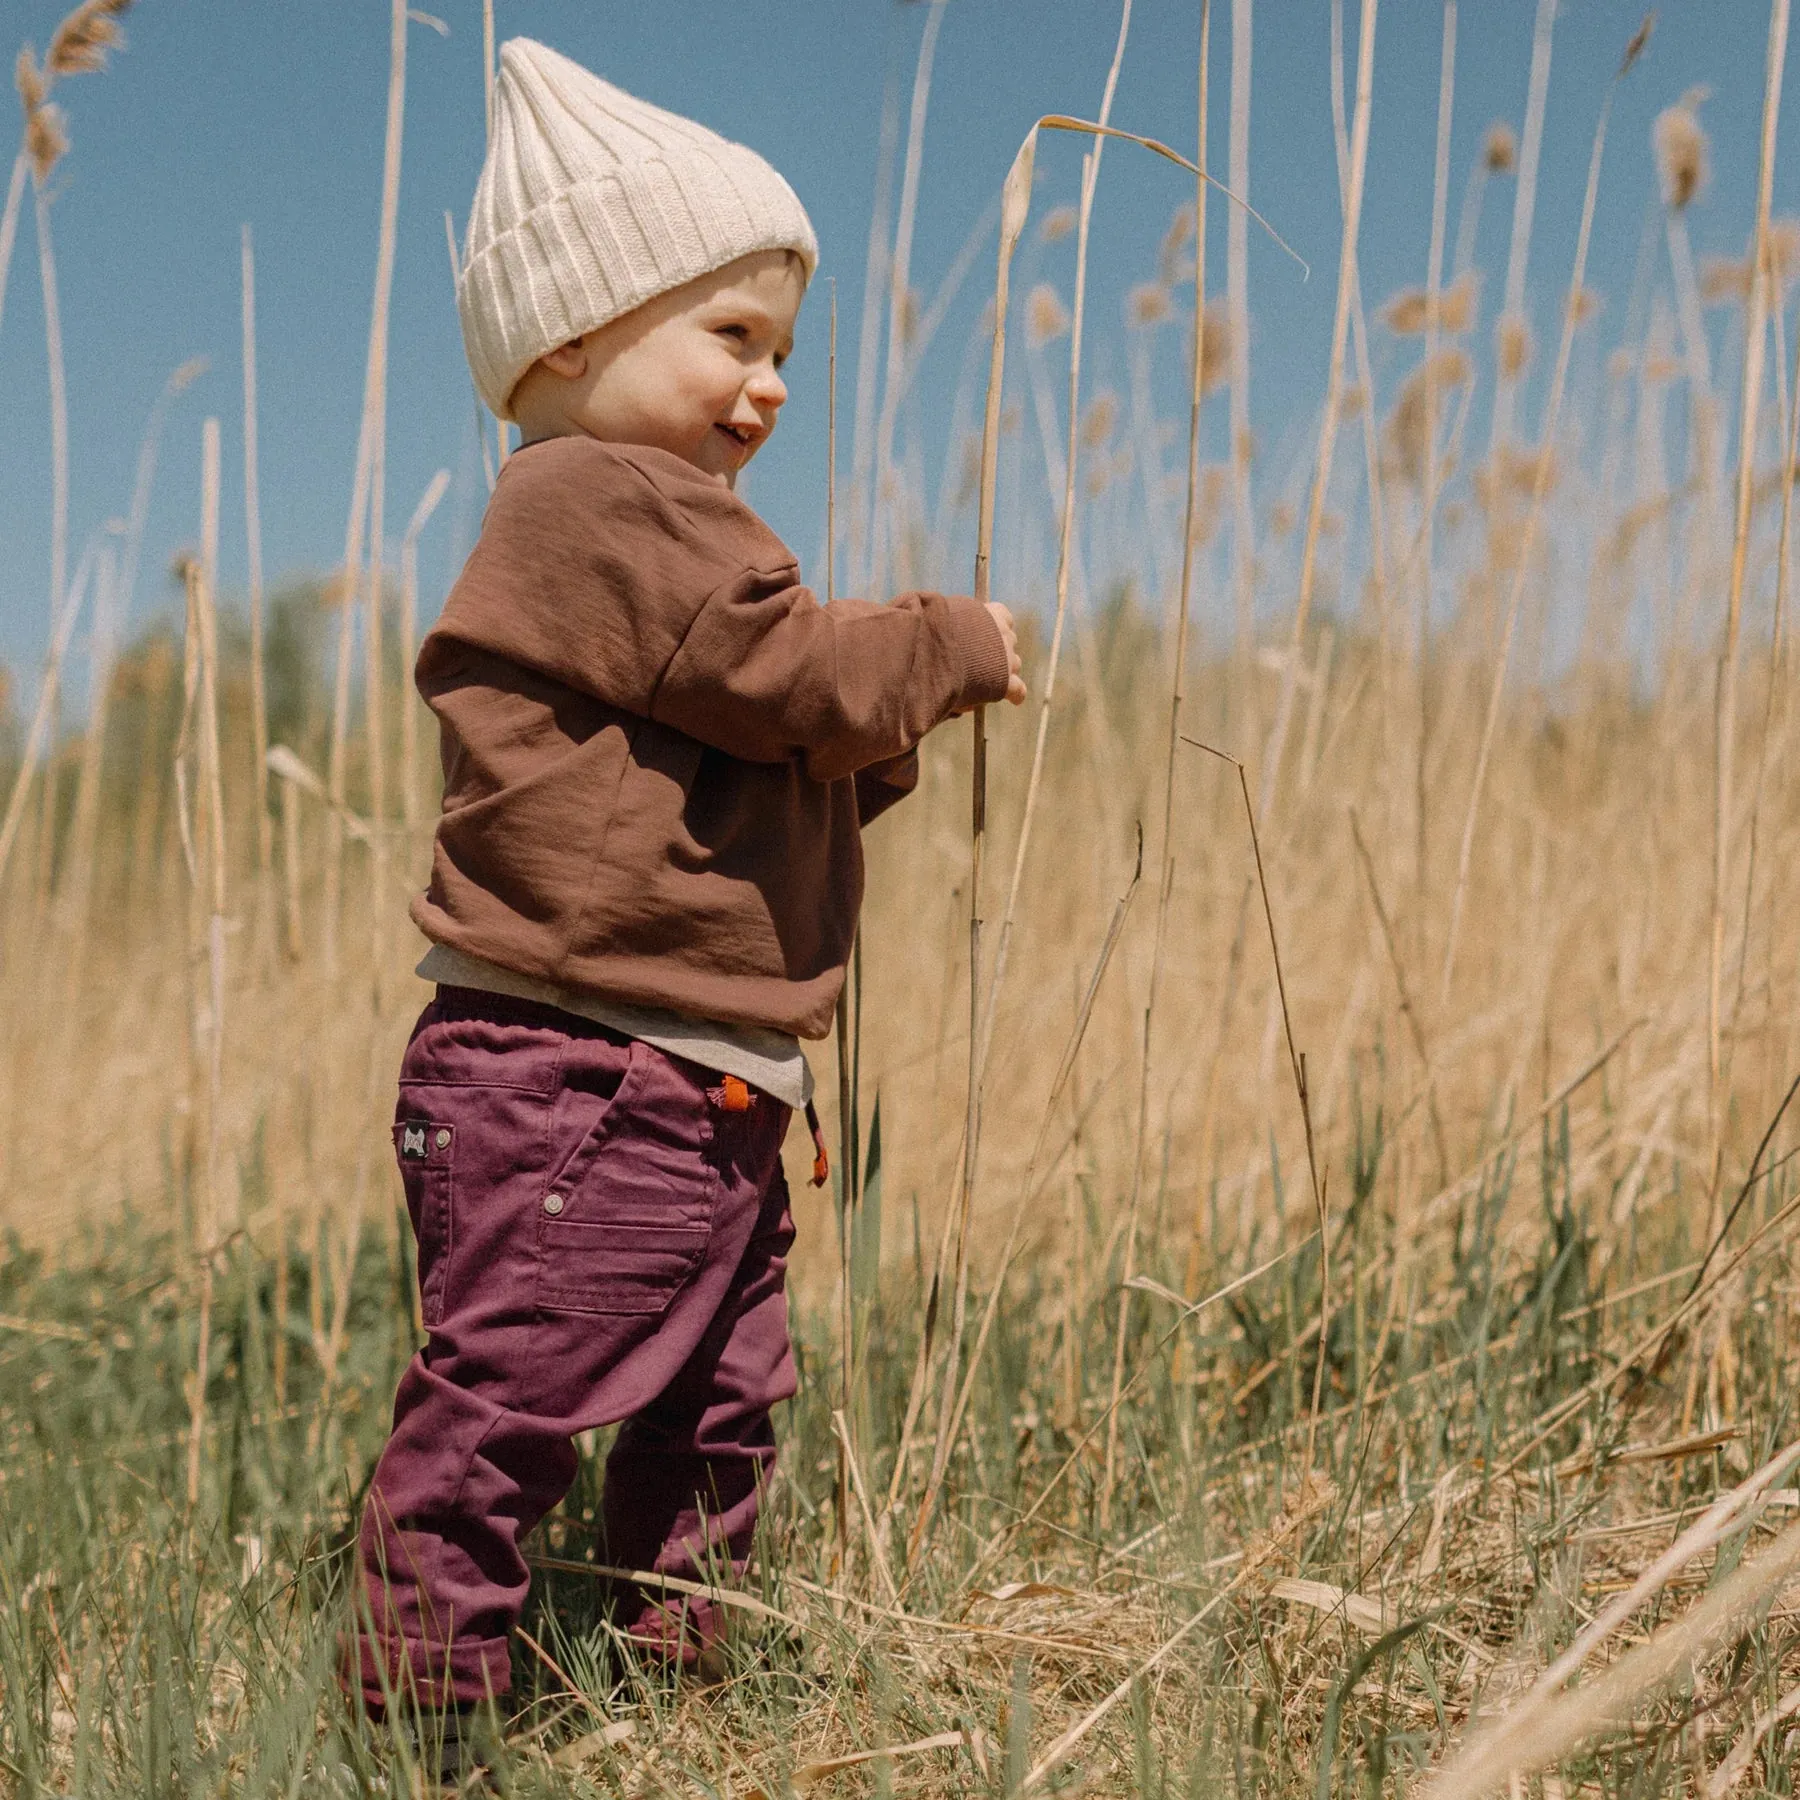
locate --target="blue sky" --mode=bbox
[1,0,1794,694]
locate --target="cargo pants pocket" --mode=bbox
[534,1043,715,1319]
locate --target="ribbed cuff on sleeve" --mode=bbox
[946,596,1014,708]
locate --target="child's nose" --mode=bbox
[747,365,787,411]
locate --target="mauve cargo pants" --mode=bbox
[351,986,797,1709]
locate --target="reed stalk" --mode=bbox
[869,0,948,602]
[903,118,1034,1571]
[1227,0,1254,667]
[1258,0,1376,824]
[827,280,856,1574]
[30,162,70,917]
[1104,0,1201,1534]
[1707,0,1788,1211]
[179,420,228,1511]
[56,357,197,974]
[1439,20,1647,1005]
[398,470,449,836]
[0,547,94,896]
[324,0,408,972]
[365,0,407,980]
[1487,0,1556,458]
[54,542,114,1002]
[973,0,1134,1163]
[1419,0,1456,932]
[241,225,272,898]
[844,80,899,594]
[0,149,25,343]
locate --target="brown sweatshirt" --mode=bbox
[412,435,1011,1040]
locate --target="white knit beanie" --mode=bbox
[458,39,819,420]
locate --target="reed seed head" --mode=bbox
[1128,282,1172,329]
[1158,203,1196,286]
[1381,273,1475,336]
[1484,122,1517,174]
[46,0,134,78]
[1699,256,1752,308]
[1767,218,1800,293]
[1654,91,1709,211]
[1497,314,1532,380]
[1565,286,1603,327]
[1476,441,1558,513]
[1026,283,1070,347]
[1190,300,1234,395]
[1385,347,1473,488]
[1039,204,1077,244]
[23,94,69,182]
[1080,390,1118,449]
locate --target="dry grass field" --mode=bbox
[8,0,1800,1794]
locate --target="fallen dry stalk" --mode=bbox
[1422,1510,1800,1799]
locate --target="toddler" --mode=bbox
[352,36,1024,1730]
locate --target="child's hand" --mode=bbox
[985,602,1027,705]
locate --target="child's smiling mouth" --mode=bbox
[714,422,759,458]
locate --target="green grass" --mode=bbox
[5,1091,1798,1797]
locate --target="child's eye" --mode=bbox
[716,324,749,345]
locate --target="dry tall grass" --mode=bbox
[8,2,1800,1794]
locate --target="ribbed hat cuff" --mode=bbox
[460,157,817,419]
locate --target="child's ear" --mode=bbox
[537,336,589,379]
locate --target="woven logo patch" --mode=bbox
[400,1123,428,1160]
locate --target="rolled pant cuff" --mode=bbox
[349,1626,511,1711]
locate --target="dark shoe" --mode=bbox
[390,1704,501,1793]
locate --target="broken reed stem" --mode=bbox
[1707,0,1788,1216]
[1440,36,1638,1005]
[1184,738,1328,1468]
[241,225,273,900]
[1488,0,1555,458]
[869,0,948,602]
[1423,1511,1800,1800]
[398,469,450,836]
[1258,0,1376,824]
[1104,0,1199,1534]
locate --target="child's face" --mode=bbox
[511,250,804,486]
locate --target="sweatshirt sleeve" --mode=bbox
[652,575,1011,780]
[426,439,1011,779]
